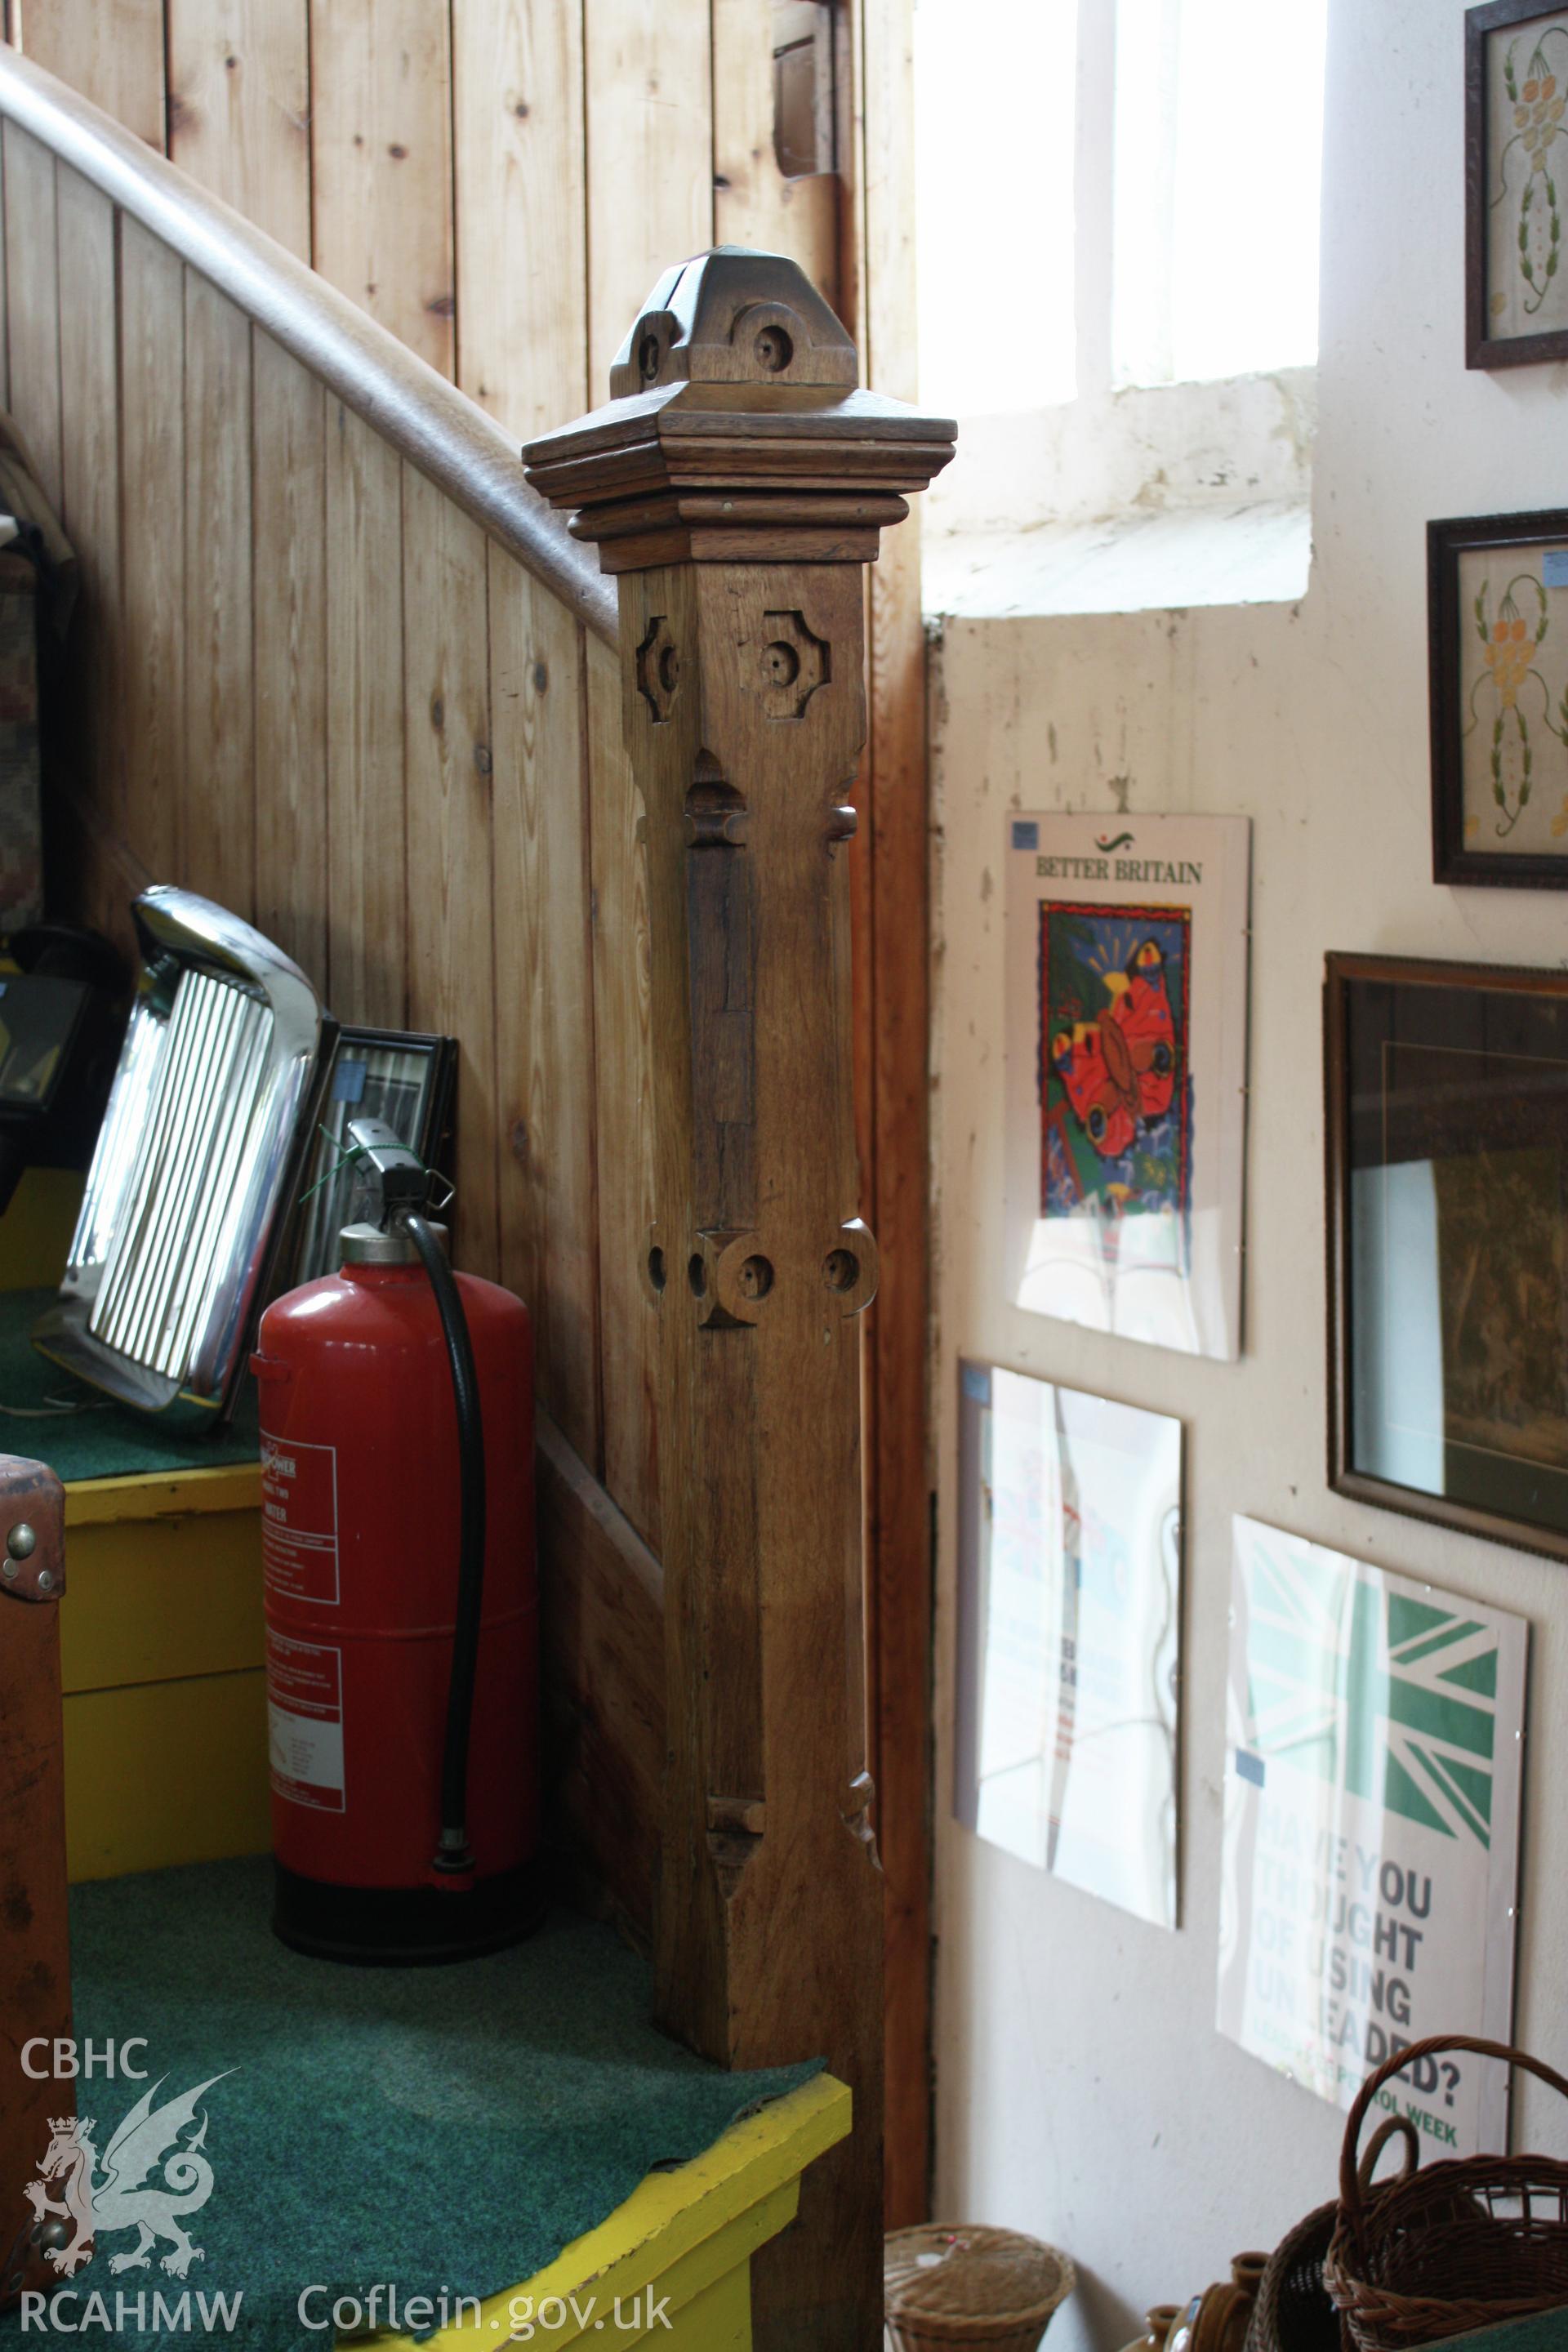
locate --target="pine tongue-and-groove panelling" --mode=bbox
[5,0,931,2222]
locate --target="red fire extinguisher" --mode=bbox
[252,1117,541,1963]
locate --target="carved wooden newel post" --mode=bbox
[526,252,953,2348]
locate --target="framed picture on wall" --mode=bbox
[1429,510,1568,886]
[1326,949,1568,1561]
[288,1027,457,1283]
[1218,1515,1526,2155]
[1003,812,1250,1359]
[953,1361,1183,1930]
[1467,0,1568,368]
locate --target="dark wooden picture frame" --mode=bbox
[1326,948,1568,1565]
[1467,0,1568,369]
[1429,507,1568,888]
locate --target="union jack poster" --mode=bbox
[1218,1517,1527,2156]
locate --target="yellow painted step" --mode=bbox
[64,1671,270,1882]
[381,2074,852,2352]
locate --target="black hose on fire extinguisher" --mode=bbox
[402,1206,485,1877]
[345,1118,485,1878]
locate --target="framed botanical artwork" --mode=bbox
[1467,0,1568,368]
[953,1361,1183,1929]
[1429,510,1568,885]
[1325,950,1568,1562]
[1004,812,1250,1358]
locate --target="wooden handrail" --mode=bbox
[0,42,615,646]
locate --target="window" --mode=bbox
[915,0,1330,602]
[913,0,1079,416]
[1112,0,1328,389]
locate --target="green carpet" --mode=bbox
[1,1859,817,2350]
[0,1288,258,1484]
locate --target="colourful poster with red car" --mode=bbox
[1004,813,1250,1359]
[1039,903,1192,1227]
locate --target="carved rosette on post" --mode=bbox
[525,251,953,2351]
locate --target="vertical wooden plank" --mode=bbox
[855,0,934,2234]
[20,0,167,148]
[323,400,405,1029]
[167,0,310,259]
[55,169,119,831]
[401,465,499,1283]
[120,217,184,880]
[452,0,587,437]
[585,630,658,1545]
[0,1472,69,2317]
[0,100,10,412]
[309,0,456,378]
[488,549,602,1468]
[2,125,60,514]
[712,0,840,305]
[582,0,713,396]
[252,332,327,988]
[838,0,875,1216]
[183,271,254,915]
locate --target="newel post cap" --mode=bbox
[521,247,956,572]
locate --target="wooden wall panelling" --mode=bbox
[583,629,658,1548]
[166,0,310,260]
[54,167,119,837]
[118,216,185,884]
[252,331,327,987]
[400,461,499,1282]
[488,545,601,1468]
[452,0,586,440]
[2,122,60,512]
[535,1409,662,1940]
[711,0,839,305]
[0,102,8,406]
[308,0,454,379]
[322,399,405,1030]
[18,0,166,147]
[182,271,254,915]
[582,0,714,397]
[854,0,933,2231]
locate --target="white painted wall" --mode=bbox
[928,5,1568,2345]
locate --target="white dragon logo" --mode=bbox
[24,2074,232,2280]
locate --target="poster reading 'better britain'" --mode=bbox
[1218,1517,1527,2157]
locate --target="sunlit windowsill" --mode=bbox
[921,500,1312,624]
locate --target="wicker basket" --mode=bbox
[885,2225,1074,2352]
[1246,2116,1422,2352]
[1325,2034,1568,2348]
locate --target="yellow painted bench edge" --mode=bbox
[64,1461,261,1526]
[408,2071,851,2348]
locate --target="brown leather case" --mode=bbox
[0,1455,70,2309]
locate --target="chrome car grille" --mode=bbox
[34,888,331,1423]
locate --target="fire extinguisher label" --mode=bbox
[261,1436,340,1606]
[266,1628,346,1812]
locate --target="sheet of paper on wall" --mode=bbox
[953,1361,1182,1929]
[1218,1516,1527,2157]
[1004,812,1250,1359]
